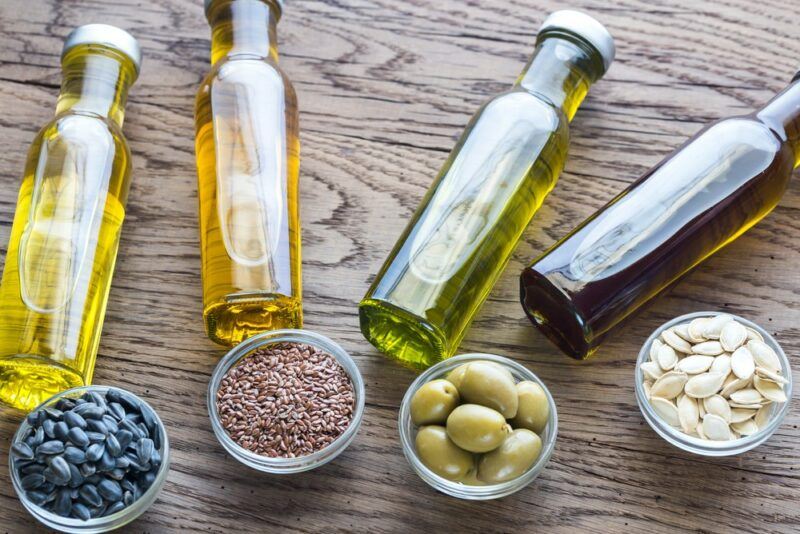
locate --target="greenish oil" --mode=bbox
[360,35,607,369]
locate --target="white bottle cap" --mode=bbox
[538,10,615,73]
[205,0,285,19]
[62,24,142,75]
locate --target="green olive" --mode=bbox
[459,469,485,486]
[446,363,470,390]
[446,404,511,453]
[410,379,460,425]
[511,381,549,434]
[477,429,542,484]
[458,361,518,418]
[415,425,474,481]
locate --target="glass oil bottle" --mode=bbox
[0,25,141,411]
[359,11,616,368]
[521,71,800,360]
[196,0,301,347]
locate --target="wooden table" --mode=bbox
[1,0,798,532]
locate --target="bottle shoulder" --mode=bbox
[34,112,128,154]
[478,88,566,133]
[200,56,294,92]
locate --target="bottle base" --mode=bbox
[0,355,85,411]
[359,299,448,369]
[520,270,594,360]
[204,293,303,347]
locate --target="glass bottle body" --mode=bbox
[360,36,604,369]
[0,48,136,411]
[521,81,800,359]
[195,0,301,347]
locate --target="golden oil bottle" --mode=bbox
[522,71,800,360]
[196,0,301,346]
[359,11,615,368]
[0,25,141,411]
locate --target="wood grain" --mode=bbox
[1,0,799,532]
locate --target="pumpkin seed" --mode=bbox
[710,353,731,375]
[643,381,653,400]
[641,361,664,381]
[729,388,764,405]
[728,402,765,410]
[731,419,759,436]
[754,405,772,429]
[692,341,724,356]
[720,321,747,352]
[745,327,763,342]
[688,317,709,343]
[702,414,731,441]
[673,323,692,342]
[657,344,678,371]
[650,338,663,362]
[703,314,734,339]
[676,355,714,374]
[651,371,688,399]
[755,366,788,385]
[684,372,727,399]
[695,422,707,439]
[677,395,699,433]
[753,375,787,403]
[720,375,750,398]
[650,397,680,427]
[704,395,732,423]
[662,328,692,354]
[730,346,755,380]
[697,399,706,418]
[747,340,781,372]
[729,408,757,424]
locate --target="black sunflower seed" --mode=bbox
[63,411,87,429]
[36,440,65,456]
[86,443,105,463]
[64,446,86,465]
[67,427,89,448]
[79,484,103,507]
[72,502,91,521]
[11,442,34,460]
[53,421,69,440]
[97,479,122,502]
[54,488,72,516]
[20,473,45,490]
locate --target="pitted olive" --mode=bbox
[458,361,518,418]
[446,404,511,453]
[410,379,460,425]
[415,425,474,481]
[511,381,549,434]
[477,428,542,484]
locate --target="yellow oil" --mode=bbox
[359,36,607,369]
[0,44,136,411]
[196,0,301,346]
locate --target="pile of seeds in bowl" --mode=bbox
[216,342,355,458]
[10,389,164,520]
[640,314,788,441]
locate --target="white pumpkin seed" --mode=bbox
[673,323,692,342]
[720,321,747,352]
[747,340,781,373]
[731,430,741,440]
[688,317,709,343]
[702,414,731,441]
[753,375,787,403]
[703,314,734,340]
[754,405,771,429]
[729,402,765,410]
[677,394,699,434]
[692,341,724,356]
[695,422,706,439]
[650,397,680,427]
[745,327,763,342]
[650,338,664,363]
[643,380,653,400]
[704,395,732,423]
[641,361,664,381]
[676,355,714,374]
[662,329,692,354]
[755,366,788,385]
[684,372,727,399]
[657,344,678,371]
[730,346,755,380]
[710,353,731,376]
[731,419,758,436]
[729,408,757,424]
[697,399,706,418]
[729,388,764,405]
[720,375,750,398]
[651,371,689,400]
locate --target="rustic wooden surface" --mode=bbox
[0,0,799,532]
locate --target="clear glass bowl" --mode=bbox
[207,329,365,474]
[9,385,170,533]
[635,311,792,456]
[398,353,558,500]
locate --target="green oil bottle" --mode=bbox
[359,11,615,368]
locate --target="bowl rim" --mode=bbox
[9,385,170,532]
[398,353,558,500]
[207,328,366,474]
[635,311,792,456]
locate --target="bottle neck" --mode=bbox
[56,47,136,126]
[756,77,800,168]
[516,36,603,121]
[208,0,280,66]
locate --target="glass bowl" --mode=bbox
[9,386,170,533]
[635,311,792,456]
[207,329,365,474]
[398,353,558,500]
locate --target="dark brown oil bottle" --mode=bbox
[521,73,800,360]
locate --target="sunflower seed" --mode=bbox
[63,447,86,465]
[67,428,90,448]
[11,442,34,461]
[720,321,747,352]
[72,502,92,521]
[53,422,69,441]
[676,355,714,374]
[21,473,45,490]
[86,443,105,463]
[651,371,689,400]
[63,411,87,429]
[54,488,72,517]
[98,479,123,502]
[702,414,731,441]
[753,375,788,403]
[704,395,732,423]
[747,340,781,372]
[685,372,727,399]
[79,484,103,507]
[731,346,755,380]
[662,328,693,353]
